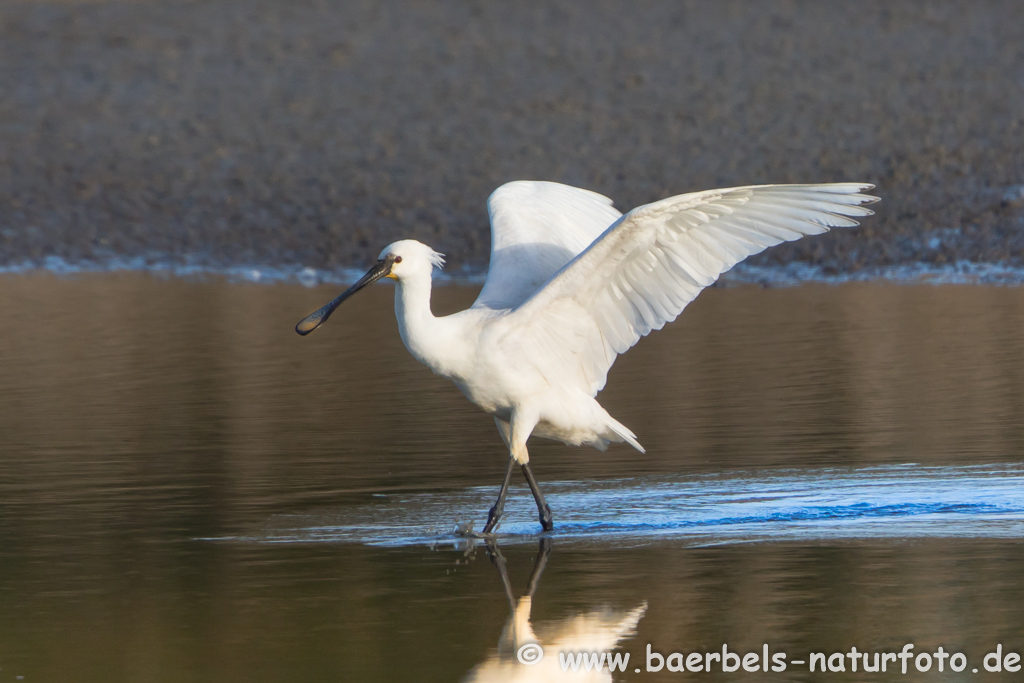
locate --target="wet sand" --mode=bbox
[1,0,1023,273]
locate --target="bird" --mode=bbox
[296,180,878,534]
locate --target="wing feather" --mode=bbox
[472,181,621,310]
[496,183,879,396]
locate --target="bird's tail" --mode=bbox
[605,416,645,453]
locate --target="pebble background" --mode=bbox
[1,0,1023,273]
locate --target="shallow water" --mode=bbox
[246,464,1024,549]
[1,274,1024,682]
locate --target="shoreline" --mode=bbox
[4,257,1024,288]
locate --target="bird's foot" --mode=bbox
[458,529,494,540]
[452,517,498,540]
[538,504,554,532]
[481,504,503,535]
[452,520,491,540]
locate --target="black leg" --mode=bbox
[521,462,554,531]
[525,537,553,597]
[482,456,516,534]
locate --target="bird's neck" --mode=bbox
[393,272,454,373]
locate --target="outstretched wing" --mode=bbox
[496,183,879,396]
[472,181,622,310]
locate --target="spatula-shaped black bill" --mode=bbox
[295,258,393,335]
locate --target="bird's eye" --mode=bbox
[394,256,402,264]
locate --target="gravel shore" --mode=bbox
[1,0,1023,273]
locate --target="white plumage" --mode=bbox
[297,180,878,532]
[464,596,647,682]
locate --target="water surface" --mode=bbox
[1,275,1023,681]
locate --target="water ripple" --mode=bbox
[226,463,1024,548]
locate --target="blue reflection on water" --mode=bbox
[230,463,1024,548]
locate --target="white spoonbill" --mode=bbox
[296,181,878,533]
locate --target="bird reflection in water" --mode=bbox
[464,539,647,682]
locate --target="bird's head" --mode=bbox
[295,239,444,336]
[378,239,446,282]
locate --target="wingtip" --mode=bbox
[856,182,879,196]
[860,192,881,208]
[844,182,880,207]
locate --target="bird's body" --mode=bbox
[390,270,637,458]
[297,180,878,533]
